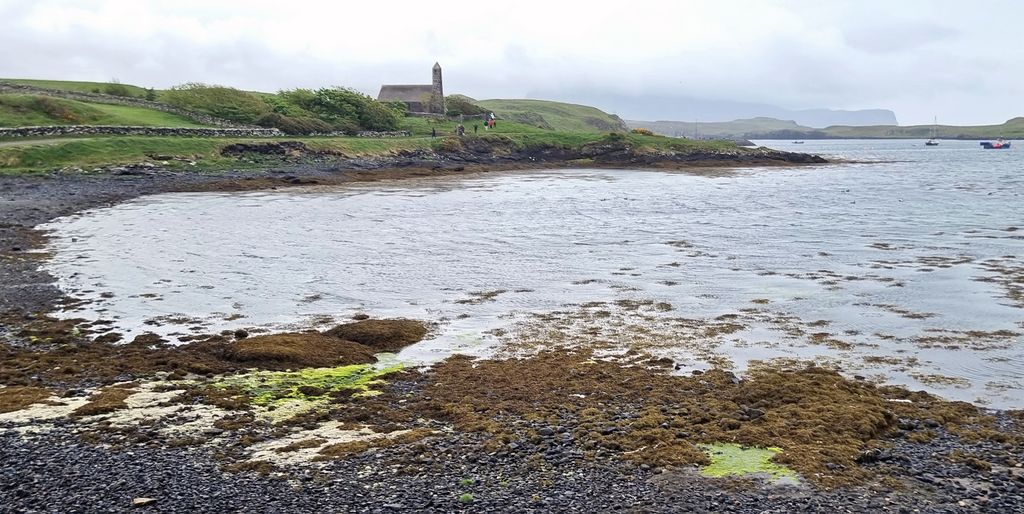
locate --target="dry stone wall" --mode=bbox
[355,130,410,138]
[0,83,415,139]
[0,126,283,138]
[0,126,413,138]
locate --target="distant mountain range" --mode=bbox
[524,90,898,128]
[626,117,1024,140]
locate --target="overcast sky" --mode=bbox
[1,0,1021,125]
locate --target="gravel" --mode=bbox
[2,418,1023,513]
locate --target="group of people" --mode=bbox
[431,112,498,138]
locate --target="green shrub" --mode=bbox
[311,87,402,131]
[383,101,408,115]
[33,96,78,123]
[163,83,272,124]
[102,80,134,98]
[255,112,333,135]
[445,96,486,116]
[272,87,402,133]
[268,89,319,118]
[333,118,362,136]
[160,83,403,132]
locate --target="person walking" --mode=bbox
[474,124,478,134]
[431,127,436,138]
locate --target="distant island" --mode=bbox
[627,116,1024,140]
[524,89,900,127]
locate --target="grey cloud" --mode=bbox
[1,1,1021,125]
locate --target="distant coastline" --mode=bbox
[627,117,1024,140]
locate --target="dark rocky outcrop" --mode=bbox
[220,141,313,156]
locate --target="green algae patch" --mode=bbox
[699,443,798,482]
[215,363,403,422]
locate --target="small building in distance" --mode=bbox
[377,63,445,114]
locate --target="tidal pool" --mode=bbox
[42,140,1024,407]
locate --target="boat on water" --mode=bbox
[925,116,939,146]
[792,141,804,144]
[980,138,1011,149]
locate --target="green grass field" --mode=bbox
[402,115,579,139]
[0,129,736,174]
[0,94,204,128]
[2,78,152,98]
[473,99,627,133]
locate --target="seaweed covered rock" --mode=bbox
[226,319,427,368]
[0,386,52,414]
[325,319,428,352]
[225,332,376,368]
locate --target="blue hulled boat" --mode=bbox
[980,139,1011,149]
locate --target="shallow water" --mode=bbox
[42,139,1024,407]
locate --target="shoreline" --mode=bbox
[3,155,1024,512]
[0,141,826,318]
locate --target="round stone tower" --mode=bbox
[430,62,445,114]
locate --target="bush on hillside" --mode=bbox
[631,127,654,136]
[314,88,403,131]
[267,89,319,118]
[255,112,332,135]
[161,83,403,133]
[445,95,487,117]
[274,87,403,133]
[383,100,408,116]
[162,83,271,124]
[103,81,134,98]
[33,96,79,123]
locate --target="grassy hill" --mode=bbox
[474,99,627,133]
[0,94,205,128]
[3,78,152,98]
[2,79,632,136]
[820,118,1024,139]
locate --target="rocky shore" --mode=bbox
[3,148,1023,513]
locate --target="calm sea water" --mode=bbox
[42,140,1024,407]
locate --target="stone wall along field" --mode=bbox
[0,126,284,138]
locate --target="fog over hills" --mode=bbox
[526,90,899,128]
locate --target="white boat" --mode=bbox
[925,117,939,146]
